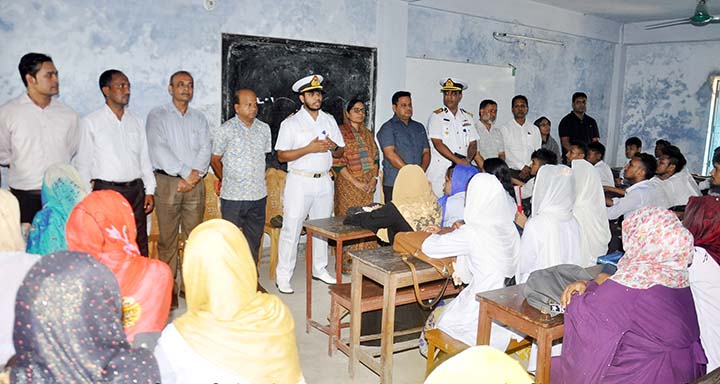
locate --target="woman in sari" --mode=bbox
[154,219,304,384]
[26,163,87,255]
[65,190,172,343]
[684,195,720,371]
[333,99,379,271]
[7,251,160,384]
[554,207,706,383]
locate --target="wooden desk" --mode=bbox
[349,247,448,384]
[304,217,375,334]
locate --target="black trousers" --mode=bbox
[345,202,412,244]
[93,179,149,257]
[10,188,42,223]
[221,197,267,264]
[383,186,393,204]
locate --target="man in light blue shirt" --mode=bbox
[146,70,211,305]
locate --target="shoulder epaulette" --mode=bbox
[461,108,473,117]
[434,108,444,114]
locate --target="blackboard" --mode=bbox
[221,34,377,169]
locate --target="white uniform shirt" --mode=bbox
[274,107,344,173]
[0,94,79,190]
[475,121,503,160]
[607,179,664,220]
[594,160,615,187]
[426,107,478,196]
[689,247,720,372]
[75,105,156,194]
[498,119,542,170]
[657,169,701,207]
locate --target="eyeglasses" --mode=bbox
[351,108,366,113]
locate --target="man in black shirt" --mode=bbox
[558,92,599,163]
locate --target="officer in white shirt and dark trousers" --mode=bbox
[75,69,156,256]
[425,78,479,197]
[274,75,345,294]
[0,53,79,226]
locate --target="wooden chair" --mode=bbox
[258,168,287,280]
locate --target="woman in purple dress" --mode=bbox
[553,206,707,383]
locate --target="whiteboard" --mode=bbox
[405,57,516,129]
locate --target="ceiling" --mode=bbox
[529,0,720,23]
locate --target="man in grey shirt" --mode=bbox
[210,88,271,263]
[146,70,211,304]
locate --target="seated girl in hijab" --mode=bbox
[571,159,611,266]
[26,163,87,255]
[515,164,582,283]
[7,251,160,383]
[66,190,172,343]
[684,195,720,371]
[437,164,478,227]
[154,219,305,384]
[555,207,707,384]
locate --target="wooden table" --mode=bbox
[349,247,448,384]
[304,217,375,334]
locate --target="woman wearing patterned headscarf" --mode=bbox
[65,190,172,343]
[154,219,304,384]
[553,207,707,384]
[8,251,159,383]
[26,163,87,255]
[684,195,720,371]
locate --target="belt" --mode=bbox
[9,188,41,196]
[93,178,142,187]
[289,169,329,178]
[154,169,179,178]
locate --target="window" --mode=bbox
[703,75,720,174]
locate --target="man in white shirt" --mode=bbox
[498,95,541,180]
[0,52,79,226]
[274,75,345,294]
[75,69,156,256]
[474,99,503,170]
[607,153,663,220]
[425,78,478,197]
[586,142,615,187]
[653,145,701,207]
[147,70,211,303]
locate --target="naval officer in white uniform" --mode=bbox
[425,78,479,197]
[274,74,345,294]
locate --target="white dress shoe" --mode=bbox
[312,270,337,285]
[276,280,294,294]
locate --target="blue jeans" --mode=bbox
[220,197,266,263]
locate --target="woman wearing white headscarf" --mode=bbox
[516,164,582,283]
[420,173,520,349]
[571,160,611,265]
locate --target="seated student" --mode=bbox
[653,145,701,207]
[0,190,39,368]
[564,140,588,162]
[618,136,642,186]
[25,163,88,255]
[515,165,582,283]
[420,173,520,350]
[65,190,173,343]
[484,157,519,207]
[154,219,304,384]
[654,138,671,159]
[554,207,706,384]
[698,146,720,194]
[9,251,161,383]
[514,148,558,200]
[607,153,665,220]
[571,160,611,266]
[586,142,615,187]
[684,195,720,372]
[438,164,478,227]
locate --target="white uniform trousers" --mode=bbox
[276,173,334,283]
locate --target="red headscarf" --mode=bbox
[684,195,720,265]
[66,190,172,342]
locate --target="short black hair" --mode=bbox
[445,163,456,179]
[511,95,528,107]
[569,140,588,156]
[587,141,606,159]
[634,153,657,180]
[531,148,558,165]
[661,145,687,173]
[98,69,124,92]
[18,52,53,87]
[392,91,411,105]
[533,116,551,127]
[655,139,671,149]
[714,148,720,165]
[169,70,193,85]
[625,136,642,148]
[479,99,497,111]
[345,98,366,113]
[572,92,587,102]
[483,158,515,200]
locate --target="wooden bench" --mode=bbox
[328,278,461,357]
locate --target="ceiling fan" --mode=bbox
[645,0,720,30]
